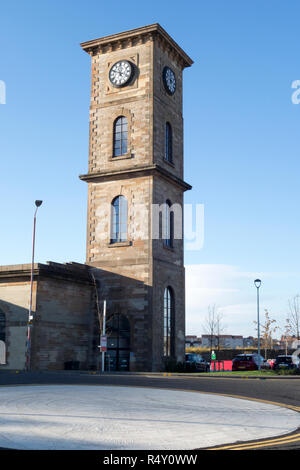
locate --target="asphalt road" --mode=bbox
[0,371,300,451]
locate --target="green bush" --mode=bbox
[274,368,300,376]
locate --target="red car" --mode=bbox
[232,353,266,371]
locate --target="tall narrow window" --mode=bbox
[164,200,174,248]
[111,195,128,243]
[0,311,6,343]
[113,116,128,157]
[165,122,172,163]
[164,287,174,357]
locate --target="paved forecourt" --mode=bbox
[0,384,299,450]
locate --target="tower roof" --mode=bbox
[80,23,193,68]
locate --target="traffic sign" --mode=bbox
[100,335,107,352]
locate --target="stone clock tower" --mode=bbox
[80,24,193,371]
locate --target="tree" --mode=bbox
[287,295,300,340]
[215,312,225,351]
[203,304,225,352]
[283,318,292,355]
[254,309,278,358]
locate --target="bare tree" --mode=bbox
[283,318,292,355]
[203,304,225,352]
[203,304,216,350]
[215,312,226,351]
[261,310,278,358]
[288,295,300,340]
[254,309,278,358]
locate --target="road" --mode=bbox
[0,371,299,450]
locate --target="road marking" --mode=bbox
[209,432,300,450]
[232,436,300,450]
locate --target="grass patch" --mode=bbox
[204,371,275,377]
[175,369,300,377]
[274,368,300,376]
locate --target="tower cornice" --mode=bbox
[79,164,192,192]
[80,23,193,69]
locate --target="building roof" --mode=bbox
[0,262,93,285]
[202,335,243,339]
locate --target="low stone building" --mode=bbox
[0,262,94,370]
[0,260,170,371]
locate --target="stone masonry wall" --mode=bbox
[153,39,184,180]
[88,39,153,175]
[0,281,30,370]
[32,277,94,370]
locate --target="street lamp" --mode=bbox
[25,200,43,371]
[254,278,262,371]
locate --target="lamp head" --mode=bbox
[35,200,43,207]
[254,279,262,289]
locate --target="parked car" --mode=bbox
[185,353,210,372]
[273,355,299,370]
[232,353,267,371]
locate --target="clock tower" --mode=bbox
[80,24,193,371]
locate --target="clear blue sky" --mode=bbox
[1,1,300,336]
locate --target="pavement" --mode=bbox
[1,384,299,450]
[0,371,300,451]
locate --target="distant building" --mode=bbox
[279,335,300,350]
[243,336,256,348]
[185,336,201,348]
[201,335,243,349]
[271,338,281,350]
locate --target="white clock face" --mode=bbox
[163,66,176,95]
[109,60,133,87]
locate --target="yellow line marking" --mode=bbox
[230,435,300,450]
[209,433,300,450]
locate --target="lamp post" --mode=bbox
[101,300,107,373]
[254,279,262,371]
[25,200,43,371]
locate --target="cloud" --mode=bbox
[185,264,300,337]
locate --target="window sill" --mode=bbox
[109,153,134,162]
[163,158,175,168]
[107,241,132,248]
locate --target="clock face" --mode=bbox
[163,66,176,95]
[109,60,133,87]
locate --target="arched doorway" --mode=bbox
[106,314,130,371]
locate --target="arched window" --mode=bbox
[165,122,173,163]
[164,200,174,248]
[164,287,174,357]
[113,116,128,157]
[0,311,6,343]
[111,195,128,243]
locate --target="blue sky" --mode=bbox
[1,1,300,337]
